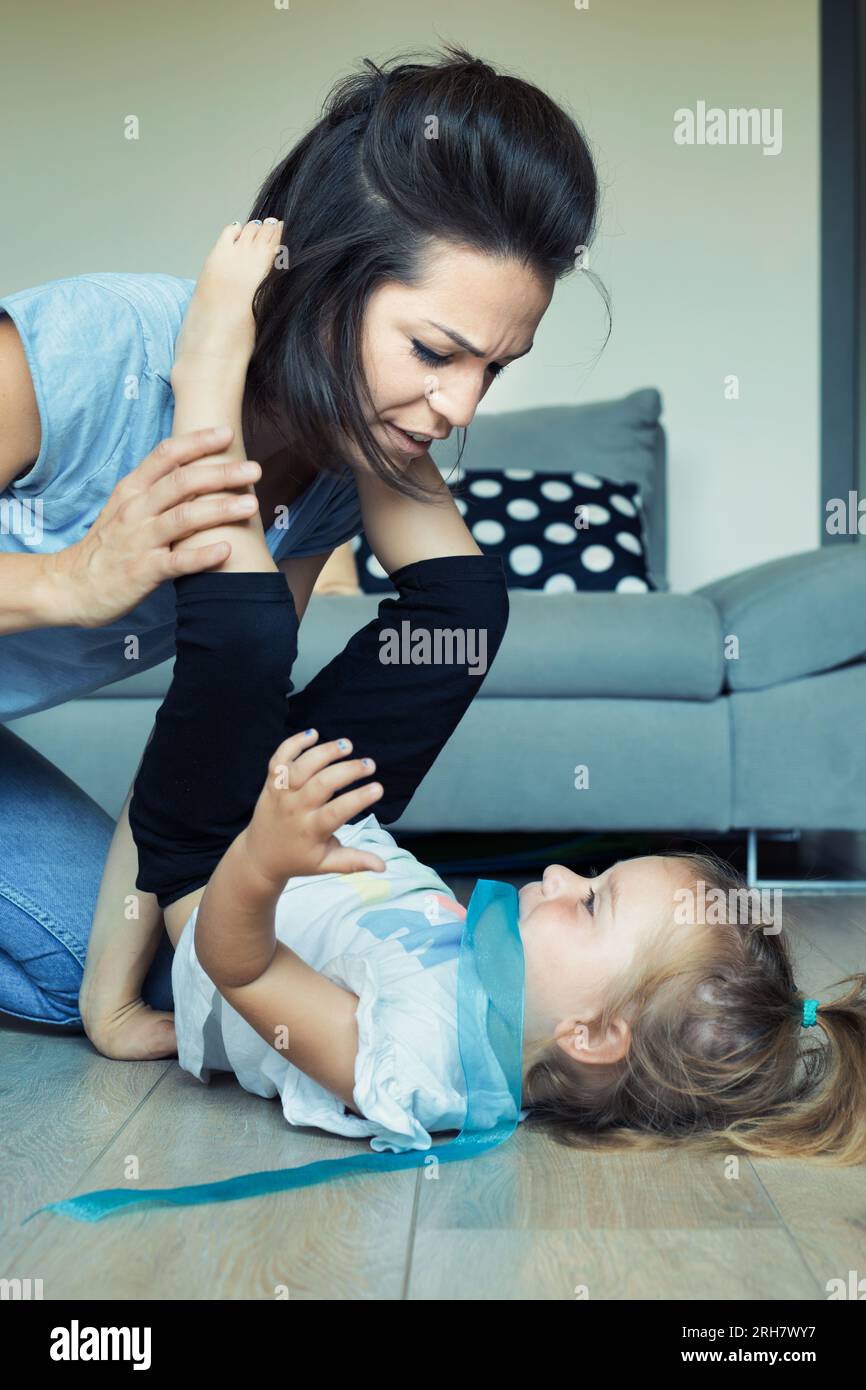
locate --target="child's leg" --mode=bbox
[129,571,298,910]
[129,510,297,909]
[130,219,300,909]
[286,553,509,825]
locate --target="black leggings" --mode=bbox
[129,554,509,910]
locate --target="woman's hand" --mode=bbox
[50,427,262,628]
[243,730,386,889]
[82,996,177,1062]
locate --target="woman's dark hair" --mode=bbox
[244,42,604,500]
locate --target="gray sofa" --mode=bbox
[10,388,866,883]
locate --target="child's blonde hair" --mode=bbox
[522,850,866,1166]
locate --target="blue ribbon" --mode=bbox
[21,878,523,1224]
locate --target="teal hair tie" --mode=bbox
[802,998,820,1028]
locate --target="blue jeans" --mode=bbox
[0,724,175,1029]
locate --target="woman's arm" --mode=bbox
[0,316,83,630]
[0,316,261,635]
[79,779,177,1059]
[0,318,62,628]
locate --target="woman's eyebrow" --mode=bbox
[422,319,534,360]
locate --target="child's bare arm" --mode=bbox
[194,833,361,1105]
[193,730,385,1106]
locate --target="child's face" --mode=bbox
[518,856,694,1067]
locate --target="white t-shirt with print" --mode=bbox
[171,814,473,1153]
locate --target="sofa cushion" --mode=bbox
[429,387,667,591]
[694,545,866,691]
[86,589,723,703]
[354,468,655,595]
[479,591,722,699]
[250,591,725,702]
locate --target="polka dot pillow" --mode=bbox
[353,468,656,594]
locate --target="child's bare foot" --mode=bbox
[173,218,285,372]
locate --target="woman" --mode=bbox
[0,43,601,1051]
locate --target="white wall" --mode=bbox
[1,0,819,591]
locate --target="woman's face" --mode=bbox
[518,857,698,1067]
[357,240,554,457]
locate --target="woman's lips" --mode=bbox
[382,421,430,456]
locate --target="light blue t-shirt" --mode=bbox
[0,272,363,719]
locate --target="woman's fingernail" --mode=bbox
[362,758,373,768]
[305,729,316,736]
[337,738,350,751]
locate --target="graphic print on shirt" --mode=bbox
[358,906,467,973]
[356,891,466,971]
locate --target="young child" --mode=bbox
[124,221,866,1167]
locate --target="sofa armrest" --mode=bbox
[693,545,866,691]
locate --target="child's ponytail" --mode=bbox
[725,976,866,1166]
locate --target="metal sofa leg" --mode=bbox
[745,828,866,893]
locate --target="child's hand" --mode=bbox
[172,218,286,375]
[243,730,386,889]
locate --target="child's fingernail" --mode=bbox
[240,462,259,476]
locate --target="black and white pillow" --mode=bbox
[353,468,656,594]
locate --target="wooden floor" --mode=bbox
[2,868,865,1301]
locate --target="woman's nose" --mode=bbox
[426,374,488,430]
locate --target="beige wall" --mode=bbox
[1,0,819,591]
